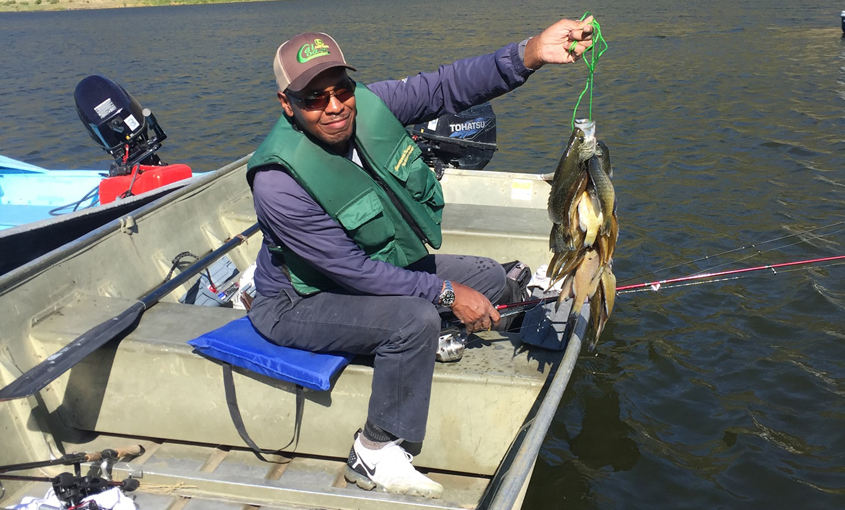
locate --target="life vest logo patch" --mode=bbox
[394,143,415,172]
[297,39,331,63]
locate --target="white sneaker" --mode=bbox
[345,431,444,498]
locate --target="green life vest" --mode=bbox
[247,86,444,295]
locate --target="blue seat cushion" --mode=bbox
[188,316,352,391]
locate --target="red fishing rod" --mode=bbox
[493,254,845,314]
[615,254,845,292]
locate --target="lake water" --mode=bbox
[2,0,845,508]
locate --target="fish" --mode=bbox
[576,189,603,247]
[547,120,597,250]
[569,248,602,314]
[596,140,613,178]
[587,155,615,235]
[587,261,617,351]
[545,119,619,351]
[547,120,596,287]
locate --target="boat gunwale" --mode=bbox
[487,305,588,510]
[0,158,556,294]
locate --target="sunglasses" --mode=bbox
[288,79,356,111]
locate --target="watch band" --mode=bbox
[438,280,455,308]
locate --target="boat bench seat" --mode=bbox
[29,294,560,476]
[188,316,353,391]
[443,203,549,238]
[440,203,550,269]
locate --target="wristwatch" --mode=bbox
[438,280,456,308]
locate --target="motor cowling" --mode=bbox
[74,75,167,176]
[74,75,192,204]
[409,102,497,176]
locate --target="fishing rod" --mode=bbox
[617,254,845,292]
[496,296,559,317]
[490,254,845,314]
[617,220,845,284]
[0,473,139,491]
[0,472,140,510]
[0,446,144,474]
[0,445,144,508]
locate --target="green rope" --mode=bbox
[570,12,608,129]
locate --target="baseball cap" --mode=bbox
[273,32,356,93]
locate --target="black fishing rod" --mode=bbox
[0,473,140,504]
[0,445,144,508]
[0,473,139,489]
[0,445,144,474]
[0,223,260,402]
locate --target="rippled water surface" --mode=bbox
[2,1,845,508]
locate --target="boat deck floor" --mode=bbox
[5,433,497,510]
[9,297,558,510]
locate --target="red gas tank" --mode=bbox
[99,164,193,205]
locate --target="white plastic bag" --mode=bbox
[6,486,137,510]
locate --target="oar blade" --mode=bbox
[0,302,145,402]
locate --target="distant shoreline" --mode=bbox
[0,0,274,13]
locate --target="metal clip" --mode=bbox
[119,216,137,235]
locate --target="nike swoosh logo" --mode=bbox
[357,454,377,478]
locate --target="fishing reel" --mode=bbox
[0,446,143,509]
[52,472,140,509]
[437,324,467,362]
[74,75,168,177]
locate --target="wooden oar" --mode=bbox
[0,223,260,402]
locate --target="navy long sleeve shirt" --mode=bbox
[251,42,534,301]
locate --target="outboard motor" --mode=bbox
[409,102,497,178]
[75,75,167,175]
[74,75,191,204]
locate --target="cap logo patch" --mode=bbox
[297,39,331,63]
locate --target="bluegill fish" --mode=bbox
[587,260,617,352]
[545,119,619,351]
[597,140,613,178]
[588,153,615,236]
[548,120,596,251]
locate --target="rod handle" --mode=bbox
[84,445,146,462]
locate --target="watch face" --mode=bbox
[439,281,455,307]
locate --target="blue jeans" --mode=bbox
[247,254,505,442]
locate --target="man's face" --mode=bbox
[278,68,356,152]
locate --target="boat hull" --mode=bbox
[0,156,582,510]
[0,180,193,276]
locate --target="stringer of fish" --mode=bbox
[546,119,619,351]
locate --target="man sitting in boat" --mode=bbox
[245,18,594,499]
